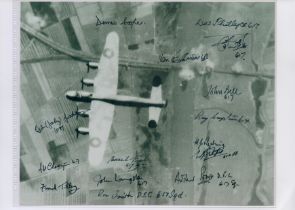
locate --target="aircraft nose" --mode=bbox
[66,91,77,98]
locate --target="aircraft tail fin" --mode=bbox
[148,76,166,128]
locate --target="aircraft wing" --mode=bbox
[88,32,119,167]
[93,32,119,97]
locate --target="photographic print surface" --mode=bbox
[20,1,275,205]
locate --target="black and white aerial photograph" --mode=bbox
[19,1,275,206]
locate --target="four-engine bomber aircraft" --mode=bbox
[65,32,167,167]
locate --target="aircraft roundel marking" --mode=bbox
[103,48,114,58]
[90,137,101,147]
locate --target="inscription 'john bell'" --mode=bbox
[205,85,241,101]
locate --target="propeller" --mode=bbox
[86,63,90,73]
[81,77,84,90]
[75,105,79,120]
[75,127,79,138]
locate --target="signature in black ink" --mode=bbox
[112,190,134,199]
[194,143,238,161]
[206,33,249,51]
[172,166,239,190]
[97,189,110,198]
[217,171,239,189]
[156,189,184,201]
[198,166,214,185]
[195,17,260,30]
[137,191,153,198]
[126,152,146,172]
[114,173,147,186]
[107,152,146,172]
[194,137,224,161]
[96,16,145,28]
[40,181,80,195]
[205,33,249,60]
[94,174,112,186]
[63,110,80,123]
[197,166,239,189]
[205,85,242,101]
[120,17,145,28]
[174,171,195,184]
[94,173,148,187]
[96,16,117,26]
[35,109,82,134]
[193,136,238,161]
[159,50,209,63]
[96,189,185,201]
[107,155,130,163]
[194,110,250,125]
[38,159,79,173]
[196,145,225,161]
[194,136,224,148]
[35,117,63,134]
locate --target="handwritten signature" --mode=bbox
[40,181,80,195]
[195,17,260,30]
[35,109,81,134]
[35,117,64,134]
[205,33,249,60]
[205,84,242,101]
[97,189,184,201]
[159,50,209,63]
[173,167,239,189]
[198,166,214,185]
[38,159,79,173]
[174,171,195,184]
[96,16,145,28]
[194,110,250,125]
[107,152,146,172]
[197,166,239,189]
[193,136,238,161]
[94,173,148,186]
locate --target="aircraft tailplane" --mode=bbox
[148,76,166,128]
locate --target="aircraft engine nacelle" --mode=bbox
[81,78,94,89]
[65,90,93,103]
[75,127,89,138]
[87,62,99,69]
[86,62,99,72]
[77,109,89,117]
